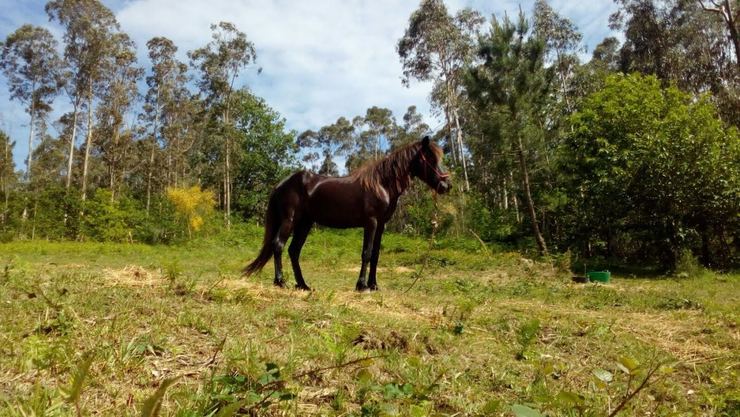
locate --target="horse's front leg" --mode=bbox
[355,219,377,292]
[367,222,385,291]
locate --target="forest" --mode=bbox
[0,0,738,272]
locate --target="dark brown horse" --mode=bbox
[243,136,450,291]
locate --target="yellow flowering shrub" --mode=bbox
[166,186,215,238]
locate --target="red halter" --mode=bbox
[419,152,450,193]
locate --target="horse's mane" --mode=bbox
[350,140,443,197]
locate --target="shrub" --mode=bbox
[166,186,216,239]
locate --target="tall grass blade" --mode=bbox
[140,377,179,417]
[66,353,94,404]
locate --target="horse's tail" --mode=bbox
[243,190,280,277]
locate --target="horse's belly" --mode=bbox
[310,205,364,228]
[307,189,365,228]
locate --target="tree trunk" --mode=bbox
[516,136,548,256]
[225,128,231,229]
[452,108,470,191]
[503,177,509,211]
[444,107,458,166]
[81,91,94,201]
[27,101,35,183]
[726,0,740,67]
[2,139,9,225]
[66,103,79,189]
[699,0,740,66]
[511,171,521,223]
[146,141,155,214]
[109,127,121,202]
[223,97,233,230]
[30,199,38,240]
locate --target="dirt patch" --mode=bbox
[103,265,160,287]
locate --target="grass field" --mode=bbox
[1,225,738,416]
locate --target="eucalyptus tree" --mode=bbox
[189,22,256,228]
[298,116,356,173]
[697,0,739,65]
[397,0,484,191]
[0,131,15,224]
[611,0,739,125]
[591,37,621,70]
[96,32,142,200]
[467,12,552,256]
[31,132,67,189]
[533,0,582,114]
[46,0,120,193]
[142,37,197,196]
[141,37,192,211]
[394,105,430,149]
[0,25,64,181]
[360,106,396,160]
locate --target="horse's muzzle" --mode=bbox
[437,180,451,194]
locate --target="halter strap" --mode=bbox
[420,152,450,180]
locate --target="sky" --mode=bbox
[0,0,619,170]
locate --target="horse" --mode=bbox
[243,136,451,291]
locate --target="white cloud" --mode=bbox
[115,0,435,132]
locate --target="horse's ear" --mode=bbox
[422,135,430,149]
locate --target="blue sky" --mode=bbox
[0,0,619,170]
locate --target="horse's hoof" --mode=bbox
[295,284,312,291]
[355,286,370,293]
[369,285,379,291]
[274,280,286,288]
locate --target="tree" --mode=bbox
[96,32,142,200]
[31,132,67,189]
[533,0,582,114]
[563,73,739,268]
[611,0,739,125]
[394,105,430,149]
[141,36,198,207]
[0,131,16,225]
[189,22,256,229]
[697,0,739,66]
[229,89,297,218]
[46,0,121,193]
[318,151,339,176]
[398,0,484,191]
[591,37,621,70]
[359,106,396,160]
[467,12,552,256]
[298,116,357,173]
[0,25,64,182]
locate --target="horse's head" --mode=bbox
[412,136,451,194]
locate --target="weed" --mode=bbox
[516,319,541,360]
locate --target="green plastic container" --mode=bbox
[587,271,611,283]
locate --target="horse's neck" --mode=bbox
[375,161,411,200]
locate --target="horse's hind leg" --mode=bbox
[288,221,312,291]
[272,214,294,288]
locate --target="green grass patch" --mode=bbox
[0,229,738,416]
